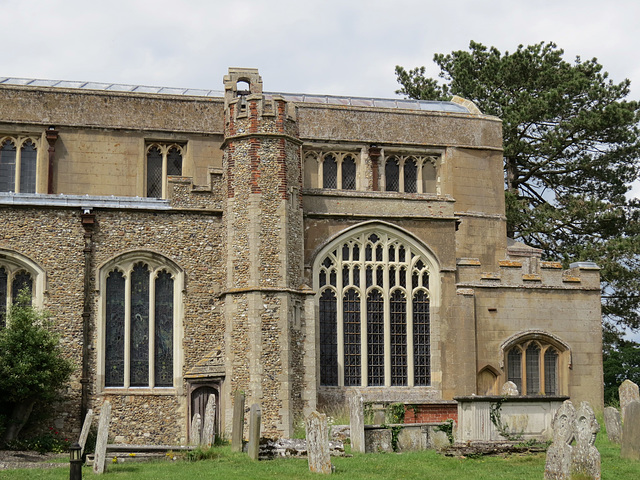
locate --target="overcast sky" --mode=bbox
[2,0,639,194]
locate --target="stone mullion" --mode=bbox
[407,278,415,387]
[14,138,22,193]
[416,158,424,194]
[148,270,156,388]
[161,146,168,199]
[383,240,391,388]
[337,258,345,387]
[124,270,132,388]
[336,153,343,190]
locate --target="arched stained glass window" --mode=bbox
[103,255,181,389]
[315,226,436,387]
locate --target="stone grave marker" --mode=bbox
[305,411,332,474]
[93,401,112,474]
[571,401,601,480]
[348,393,365,454]
[201,395,216,447]
[78,408,93,456]
[247,403,262,460]
[431,430,451,451]
[501,381,519,396]
[621,400,640,460]
[190,413,202,445]
[603,406,622,443]
[544,399,575,480]
[619,380,640,423]
[231,390,246,453]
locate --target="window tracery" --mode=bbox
[315,225,437,387]
[101,253,182,390]
[0,251,44,328]
[305,151,358,190]
[146,143,184,198]
[0,136,39,193]
[506,339,560,395]
[382,154,438,194]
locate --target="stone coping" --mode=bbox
[364,422,448,429]
[454,395,570,403]
[106,444,195,452]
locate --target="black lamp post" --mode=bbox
[69,442,82,480]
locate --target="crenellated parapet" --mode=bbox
[456,256,600,290]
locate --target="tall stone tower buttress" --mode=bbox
[221,68,314,437]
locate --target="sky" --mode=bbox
[1,0,639,194]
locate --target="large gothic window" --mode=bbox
[101,254,182,389]
[316,226,436,387]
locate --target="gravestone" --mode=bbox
[571,401,601,480]
[190,413,202,445]
[619,380,640,423]
[348,393,365,454]
[501,381,519,396]
[78,409,93,456]
[365,428,393,453]
[231,390,246,452]
[544,400,575,480]
[621,400,640,460]
[603,406,622,443]
[93,401,112,474]
[201,395,216,447]
[305,411,332,474]
[247,403,262,460]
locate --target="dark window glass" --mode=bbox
[376,267,384,287]
[526,344,540,395]
[154,271,174,387]
[353,265,360,287]
[390,290,407,385]
[167,147,182,176]
[130,263,150,386]
[352,244,360,261]
[19,140,37,193]
[105,270,126,387]
[322,257,333,269]
[404,158,417,193]
[413,291,430,385]
[365,244,372,262]
[507,348,522,394]
[385,157,399,191]
[399,267,406,288]
[319,289,338,386]
[544,348,558,395]
[367,290,384,386]
[0,267,7,328]
[342,155,356,190]
[343,288,361,386]
[323,154,337,189]
[319,270,327,287]
[389,266,396,288]
[342,266,350,286]
[329,269,336,287]
[412,271,419,290]
[422,271,429,289]
[0,140,16,192]
[342,244,350,261]
[147,147,163,198]
[398,246,405,262]
[365,266,373,288]
[12,271,32,306]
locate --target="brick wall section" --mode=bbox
[403,404,458,424]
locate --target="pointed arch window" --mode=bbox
[383,154,439,194]
[101,254,182,390]
[146,143,184,198]
[0,137,39,193]
[0,251,44,329]
[506,339,563,396]
[315,227,437,387]
[316,151,358,190]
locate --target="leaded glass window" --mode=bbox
[342,155,356,190]
[507,348,522,394]
[385,158,399,191]
[544,348,558,396]
[103,257,179,389]
[404,159,417,193]
[0,137,39,193]
[383,154,440,194]
[316,227,435,387]
[146,143,184,198]
[507,340,563,396]
[525,344,540,395]
[0,260,36,328]
[323,154,338,189]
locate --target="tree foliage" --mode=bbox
[396,41,640,333]
[0,292,74,442]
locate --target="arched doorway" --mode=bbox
[190,384,219,443]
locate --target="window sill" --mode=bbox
[99,387,179,396]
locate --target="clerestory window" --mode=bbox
[100,253,183,390]
[383,154,437,194]
[146,143,184,198]
[506,340,559,395]
[305,151,358,190]
[0,136,39,193]
[315,226,437,387]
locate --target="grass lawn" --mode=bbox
[2,434,639,479]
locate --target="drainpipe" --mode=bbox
[80,209,96,422]
[45,127,59,194]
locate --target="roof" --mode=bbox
[0,76,470,113]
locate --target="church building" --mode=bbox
[0,68,603,443]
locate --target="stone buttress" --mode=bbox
[221,68,314,437]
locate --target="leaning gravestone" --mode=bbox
[349,393,365,454]
[501,381,519,396]
[190,413,202,445]
[247,404,262,460]
[231,390,246,453]
[93,401,112,474]
[305,411,332,474]
[619,379,640,423]
[544,400,575,480]
[78,408,94,455]
[201,395,216,447]
[621,400,640,460]
[603,406,622,443]
[571,401,601,480]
